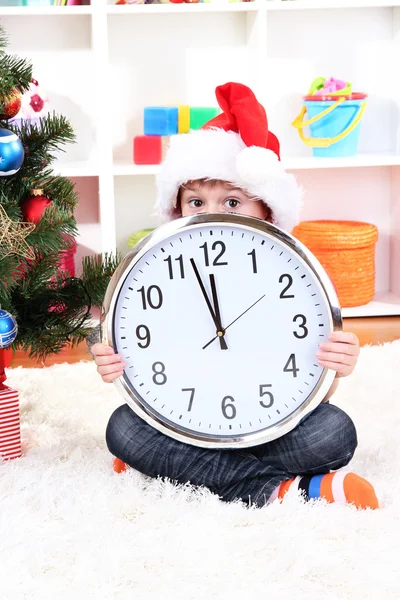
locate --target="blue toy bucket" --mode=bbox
[293,93,368,158]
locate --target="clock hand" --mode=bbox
[190,259,228,350]
[202,294,266,350]
[209,273,226,341]
[209,273,227,350]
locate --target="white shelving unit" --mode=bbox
[1,0,400,318]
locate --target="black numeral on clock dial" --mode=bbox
[221,396,236,419]
[182,388,195,412]
[259,384,274,408]
[200,241,228,267]
[137,285,163,310]
[164,255,185,279]
[283,353,299,377]
[293,314,308,339]
[279,274,294,299]
[248,249,257,273]
[152,362,167,385]
[136,325,151,348]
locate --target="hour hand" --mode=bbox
[190,259,227,350]
[209,273,227,350]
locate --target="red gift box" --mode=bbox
[0,384,22,461]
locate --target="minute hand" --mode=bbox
[190,259,228,350]
[202,294,266,350]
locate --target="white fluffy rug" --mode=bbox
[1,342,400,600]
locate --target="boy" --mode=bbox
[90,82,378,510]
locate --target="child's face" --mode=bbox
[178,180,272,221]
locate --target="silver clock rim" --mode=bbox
[102,213,342,449]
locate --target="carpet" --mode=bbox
[1,341,400,600]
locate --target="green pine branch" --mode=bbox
[0,254,21,308]
[0,55,32,101]
[0,22,7,52]
[35,175,79,213]
[7,114,76,169]
[29,225,76,259]
[81,253,123,308]
[12,273,92,361]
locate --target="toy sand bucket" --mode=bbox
[292,93,367,158]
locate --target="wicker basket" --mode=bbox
[292,220,378,307]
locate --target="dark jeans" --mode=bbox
[106,402,357,507]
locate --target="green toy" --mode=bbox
[128,229,154,249]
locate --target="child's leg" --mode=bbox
[106,404,288,503]
[252,403,378,509]
[253,403,357,476]
[106,403,376,509]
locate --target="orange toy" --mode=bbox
[113,458,128,473]
[292,220,378,308]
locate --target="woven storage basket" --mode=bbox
[292,220,378,307]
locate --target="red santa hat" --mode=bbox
[155,82,302,232]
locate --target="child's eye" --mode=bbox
[224,198,240,209]
[188,199,204,208]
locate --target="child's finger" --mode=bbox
[319,341,359,356]
[316,351,355,366]
[92,343,114,356]
[317,359,351,377]
[102,371,124,383]
[97,363,125,377]
[327,331,359,346]
[95,354,124,367]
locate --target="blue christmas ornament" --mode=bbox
[0,128,24,177]
[0,309,18,348]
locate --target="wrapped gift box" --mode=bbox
[0,384,22,461]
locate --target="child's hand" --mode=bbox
[91,342,125,383]
[316,331,360,378]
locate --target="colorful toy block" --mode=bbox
[133,135,162,165]
[178,105,190,134]
[144,107,178,136]
[190,107,220,130]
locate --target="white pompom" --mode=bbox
[236,146,285,185]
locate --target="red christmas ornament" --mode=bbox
[29,94,44,114]
[21,189,52,224]
[0,88,22,120]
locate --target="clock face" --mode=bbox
[106,214,341,448]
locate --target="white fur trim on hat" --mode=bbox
[155,128,302,232]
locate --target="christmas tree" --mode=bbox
[0,23,120,361]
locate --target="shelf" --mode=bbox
[0,5,93,16]
[266,0,400,10]
[342,293,400,318]
[284,154,400,170]
[106,2,260,14]
[55,161,99,178]
[113,154,400,176]
[113,163,160,176]
[105,0,400,12]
